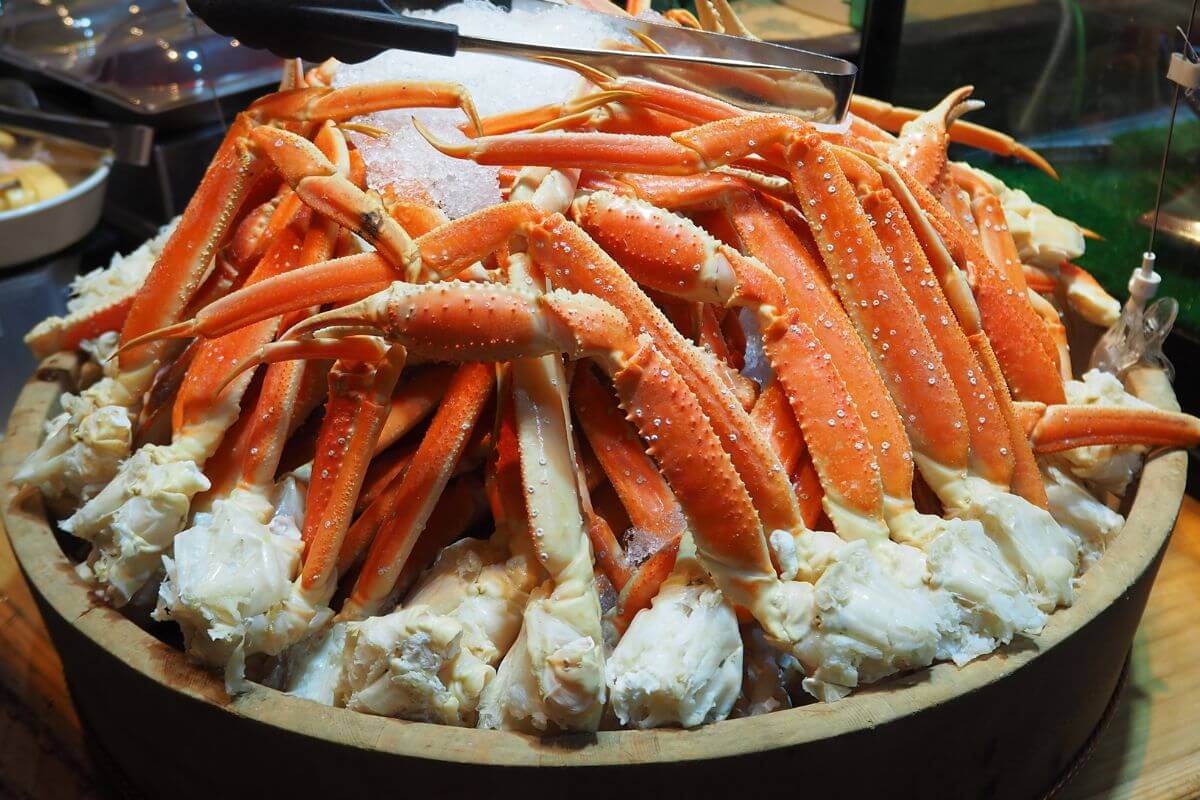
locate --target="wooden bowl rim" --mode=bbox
[0,354,1187,768]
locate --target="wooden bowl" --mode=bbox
[1,353,1187,800]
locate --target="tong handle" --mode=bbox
[186,0,461,64]
[0,106,114,150]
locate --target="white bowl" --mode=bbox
[0,158,109,269]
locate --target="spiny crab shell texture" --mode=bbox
[14,0,1200,737]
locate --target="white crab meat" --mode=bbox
[14,333,137,514]
[339,606,492,725]
[606,541,742,729]
[954,479,1080,611]
[1042,464,1124,570]
[336,536,537,726]
[790,539,945,702]
[154,477,309,691]
[274,621,349,706]
[476,579,607,732]
[1059,369,1152,494]
[917,456,1081,612]
[959,163,1084,270]
[924,520,1046,656]
[63,444,210,604]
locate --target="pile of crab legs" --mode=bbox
[15,0,1200,731]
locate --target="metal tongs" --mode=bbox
[186,0,857,125]
[0,80,154,166]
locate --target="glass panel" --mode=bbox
[889,0,1200,337]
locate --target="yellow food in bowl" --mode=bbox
[1,128,72,212]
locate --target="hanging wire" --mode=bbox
[1147,0,1199,255]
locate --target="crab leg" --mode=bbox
[572,190,889,541]
[1017,402,1200,453]
[847,149,1051,505]
[849,93,1057,178]
[341,362,496,618]
[571,364,687,631]
[299,345,407,594]
[249,281,802,644]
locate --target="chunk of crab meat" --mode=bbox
[1055,369,1159,494]
[1041,464,1123,570]
[605,535,741,729]
[476,581,607,733]
[921,463,1081,612]
[336,536,538,726]
[339,605,489,726]
[770,520,1043,665]
[271,620,349,706]
[154,477,308,691]
[787,539,944,703]
[64,445,211,604]
[14,335,135,514]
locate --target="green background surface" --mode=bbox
[980,120,1200,337]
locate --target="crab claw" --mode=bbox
[215,335,390,397]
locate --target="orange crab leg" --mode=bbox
[751,380,825,528]
[300,346,406,592]
[118,116,272,376]
[1017,402,1200,453]
[463,89,637,137]
[663,7,703,27]
[384,473,489,602]
[883,87,980,190]
[573,190,889,538]
[849,93,1057,178]
[571,364,686,629]
[849,167,1016,488]
[341,362,495,616]
[104,80,478,374]
[355,439,418,517]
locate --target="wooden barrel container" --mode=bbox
[1,354,1187,800]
